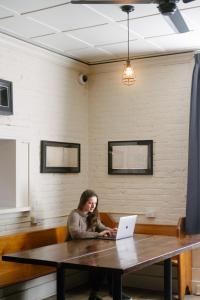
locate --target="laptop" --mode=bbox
[98,215,137,240]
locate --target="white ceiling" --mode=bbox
[0,0,199,64]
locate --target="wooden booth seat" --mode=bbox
[100,212,192,300]
[0,226,68,288]
[0,215,192,300]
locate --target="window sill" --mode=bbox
[0,206,31,215]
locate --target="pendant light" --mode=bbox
[121,5,136,86]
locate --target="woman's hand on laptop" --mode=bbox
[98,230,112,237]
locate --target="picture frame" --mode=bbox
[40,140,80,173]
[108,140,153,175]
[0,79,13,115]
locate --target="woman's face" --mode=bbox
[81,196,98,213]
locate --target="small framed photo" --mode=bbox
[0,79,13,115]
[40,140,80,173]
[108,140,153,175]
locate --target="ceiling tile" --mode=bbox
[132,4,159,18]
[0,6,13,18]
[126,14,175,38]
[65,47,114,63]
[27,3,109,31]
[100,38,161,59]
[0,15,55,38]
[181,7,200,30]
[132,39,163,56]
[149,31,200,52]
[85,3,158,21]
[97,44,127,58]
[33,32,89,51]
[0,0,66,14]
[68,23,138,46]
[82,4,125,22]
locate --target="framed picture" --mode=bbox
[0,79,13,115]
[108,140,153,175]
[40,140,80,173]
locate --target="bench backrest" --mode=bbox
[0,226,68,256]
[100,212,186,238]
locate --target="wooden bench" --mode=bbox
[100,212,192,300]
[0,215,192,300]
[0,226,68,288]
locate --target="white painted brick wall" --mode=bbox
[88,53,193,225]
[0,34,89,229]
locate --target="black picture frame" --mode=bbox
[40,140,80,173]
[108,140,153,175]
[0,79,13,115]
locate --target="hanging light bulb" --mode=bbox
[121,5,136,86]
[122,60,135,85]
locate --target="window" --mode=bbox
[0,139,29,209]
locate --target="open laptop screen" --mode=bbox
[98,215,137,240]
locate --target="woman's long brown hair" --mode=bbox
[78,189,99,229]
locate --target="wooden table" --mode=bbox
[3,234,200,300]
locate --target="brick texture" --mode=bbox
[88,53,193,225]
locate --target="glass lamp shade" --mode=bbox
[122,60,136,85]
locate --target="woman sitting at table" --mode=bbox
[67,189,132,300]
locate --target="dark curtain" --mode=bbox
[186,53,200,234]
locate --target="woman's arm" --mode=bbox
[96,218,112,232]
[68,211,99,239]
[96,218,118,235]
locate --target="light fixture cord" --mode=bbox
[127,10,130,61]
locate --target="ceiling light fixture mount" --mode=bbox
[158,0,177,14]
[121,5,136,86]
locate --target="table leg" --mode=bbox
[57,264,65,300]
[112,271,122,300]
[164,258,172,300]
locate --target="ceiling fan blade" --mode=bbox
[163,8,189,33]
[71,0,153,3]
[183,0,196,3]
